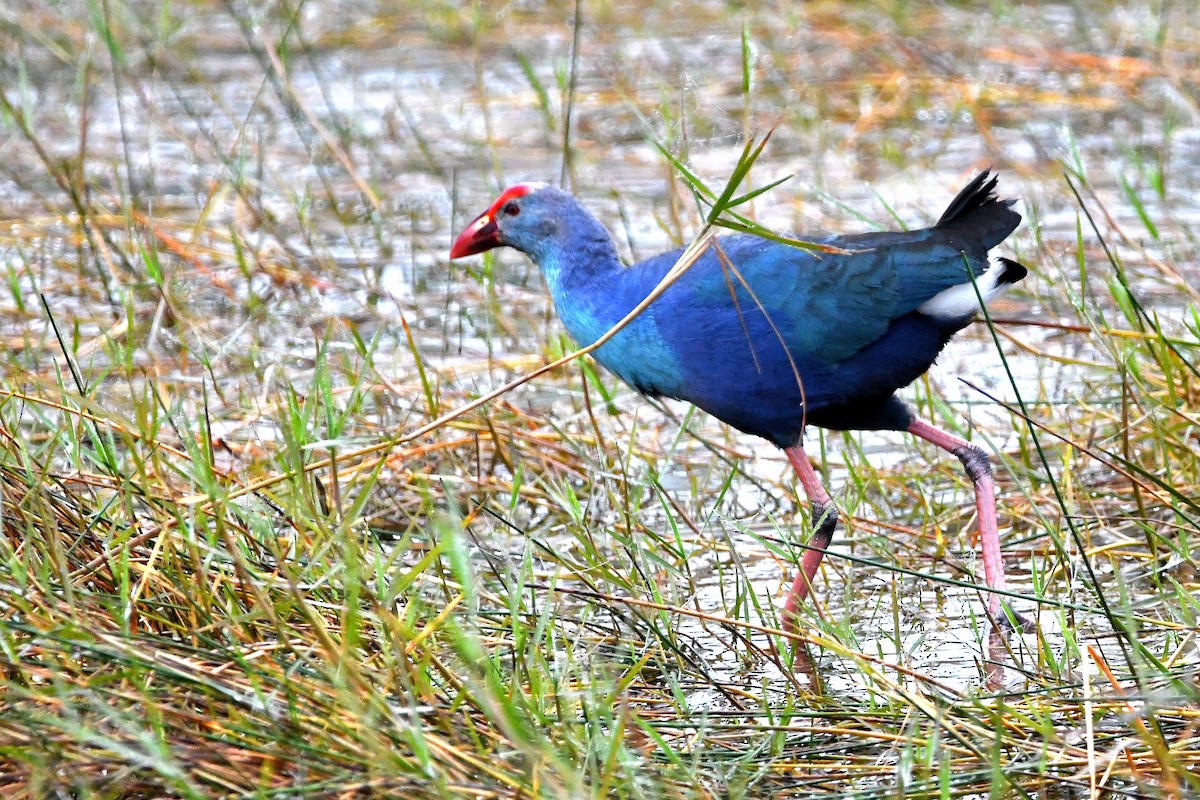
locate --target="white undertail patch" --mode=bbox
[918,258,1018,320]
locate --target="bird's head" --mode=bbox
[449,183,588,262]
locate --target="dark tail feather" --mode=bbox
[994,256,1028,287]
[936,169,1022,251]
[937,170,1000,226]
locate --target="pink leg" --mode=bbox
[907,418,1018,629]
[781,445,838,633]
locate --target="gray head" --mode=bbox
[449,183,612,265]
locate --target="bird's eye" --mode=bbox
[503,202,520,216]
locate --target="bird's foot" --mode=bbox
[984,610,1034,691]
[995,605,1036,637]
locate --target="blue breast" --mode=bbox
[539,250,687,397]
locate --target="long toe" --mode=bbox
[996,606,1036,636]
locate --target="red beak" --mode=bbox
[450,211,502,259]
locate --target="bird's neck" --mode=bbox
[534,219,632,347]
[536,215,623,288]
[527,208,686,397]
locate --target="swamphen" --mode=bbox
[450,171,1026,635]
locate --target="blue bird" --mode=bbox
[451,171,1026,635]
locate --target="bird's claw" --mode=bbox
[996,606,1036,637]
